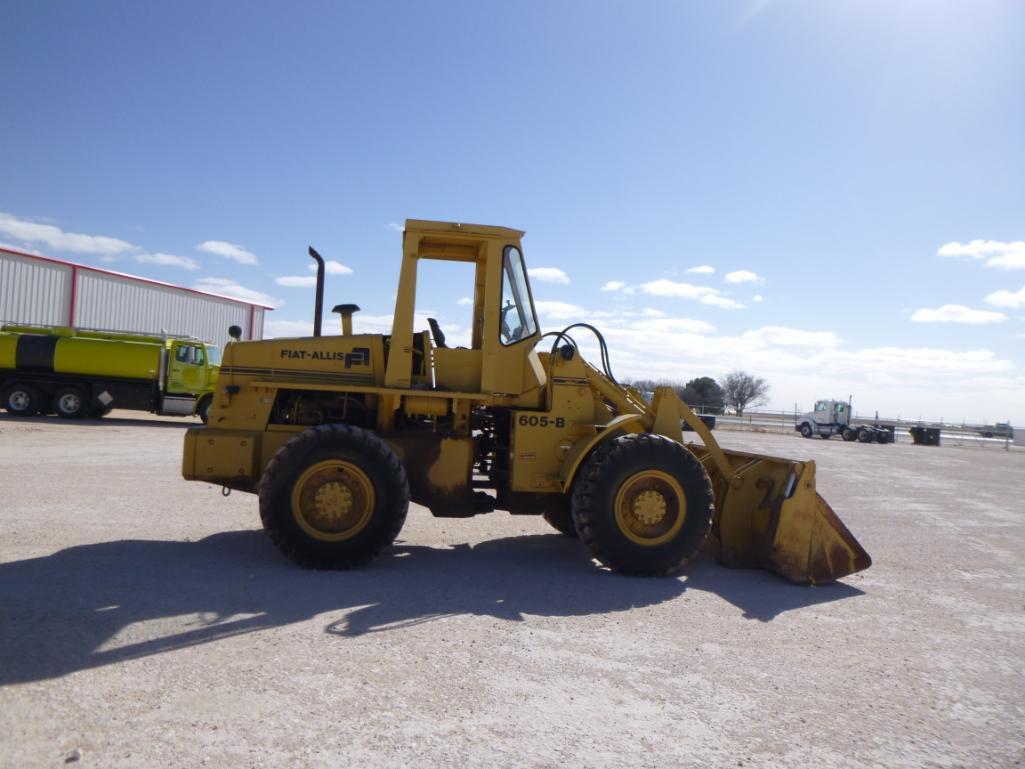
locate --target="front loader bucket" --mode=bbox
[689,446,871,584]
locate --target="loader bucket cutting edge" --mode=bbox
[690,445,871,585]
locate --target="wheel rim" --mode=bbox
[290,460,375,542]
[59,393,80,414]
[9,390,31,411]
[613,470,687,546]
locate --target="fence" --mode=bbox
[697,407,1019,450]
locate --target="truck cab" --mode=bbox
[166,340,220,420]
[797,399,850,438]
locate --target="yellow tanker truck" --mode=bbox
[0,324,220,421]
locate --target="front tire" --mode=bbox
[2,383,41,415]
[258,424,409,569]
[541,497,578,538]
[571,434,713,576]
[800,423,813,438]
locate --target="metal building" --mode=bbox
[0,247,271,343]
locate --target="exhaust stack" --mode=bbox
[308,246,325,337]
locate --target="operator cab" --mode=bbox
[386,220,546,399]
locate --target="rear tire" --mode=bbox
[857,428,873,443]
[2,383,41,415]
[799,423,813,438]
[876,431,891,444]
[259,424,409,569]
[842,427,857,441]
[571,434,713,576]
[197,396,212,424]
[53,387,89,419]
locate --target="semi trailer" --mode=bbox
[0,324,220,421]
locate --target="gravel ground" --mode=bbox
[1,412,1023,769]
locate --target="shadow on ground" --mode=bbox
[0,413,195,429]
[0,531,863,684]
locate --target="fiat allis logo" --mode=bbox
[280,347,370,369]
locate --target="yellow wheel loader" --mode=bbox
[182,220,870,583]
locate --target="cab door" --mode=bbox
[167,342,198,394]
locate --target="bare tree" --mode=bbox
[719,370,769,416]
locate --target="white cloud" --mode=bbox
[685,265,715,275]
[193,277,278,306]
[0,241,43,256]
[753,294,764,302]
[0,212,136,255]
[134,252,200,270]
[306,260,353,275]
[630,318,715,334]
[638,278,744,309]
[529,267,570,285]
[534,300,586,319]
[911,304,1007,324]
[725,269,760,284]
[985,286,1025,309]
[601,280,626,292]
[264,319,313,338]
[742,326,841,348]
[275,275,318,288]
[457,297,473,306]
[938,240,1025,269]
[387,223,404,232]
[197,240,258,266]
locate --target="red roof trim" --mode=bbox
[0,245,275,309]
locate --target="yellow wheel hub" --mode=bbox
[614,470,687,547]
[290,460,375,542]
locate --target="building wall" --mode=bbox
[0,248,266,343]
[0,251,72,326]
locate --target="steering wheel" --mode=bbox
[427,317,447,348]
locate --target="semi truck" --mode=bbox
[796,398,894,443]
[0,324,220,421]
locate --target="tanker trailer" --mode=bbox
[0,324,219,421]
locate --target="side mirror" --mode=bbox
[228,325,242,341]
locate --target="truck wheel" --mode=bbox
[53,387,89,419]
[2,383,41,415]
[876,431,891,444]
[842,427,857,441]
[571,434,713,576]
[799,423,813,438]
[258,424,409,569]
[857,428,873,443]
[197,396,212,424]
[541,498,578,538]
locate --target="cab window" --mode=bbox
[499,246,538,346]
[206,346,222,366]
[194,346,205,366]
[175,346,191,363]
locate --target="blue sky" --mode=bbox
[2,1,1023,423]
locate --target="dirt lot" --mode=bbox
[1,412,1023,769]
